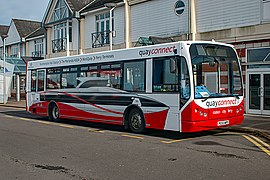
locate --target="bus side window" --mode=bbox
[62,67,78,88]
[47,68,61,89]
[123,61,145,92]
[100,64,121,89]
[153,57,178,92]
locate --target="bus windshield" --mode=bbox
[190,43,243,99]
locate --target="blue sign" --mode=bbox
[175,0,185,15]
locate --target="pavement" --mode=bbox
[0,100,269,140]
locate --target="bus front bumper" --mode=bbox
[181,115,244,133]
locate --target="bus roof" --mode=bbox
[27,41,233,70]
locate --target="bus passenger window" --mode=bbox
[153,57,178,92]
[37,70,45,92]
[62,72,77,88]
[47,68,61,89]
[62,67,78,88]
[31,70,37,92]
[123,61,145,92]
[80,65,98,77]
[100,64,121,89]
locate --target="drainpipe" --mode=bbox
[124,0,131,48]
[16,74,20,101]
[78,18,81,54]
[44,26,47,57]
[190,0,197,41]
[66,21,70,56]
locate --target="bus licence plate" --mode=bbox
[217,120,229,126]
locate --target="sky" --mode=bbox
[0,0,50,25]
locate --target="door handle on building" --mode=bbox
[258,87,263,97]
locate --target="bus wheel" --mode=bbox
[49,103,60,122]
[128,108,145,133]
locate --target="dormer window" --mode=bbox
[53,0,68,21]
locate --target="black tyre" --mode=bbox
[128,108,145,133]
[49,103,60,122]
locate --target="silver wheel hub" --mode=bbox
[131,113,142,130]
[52,106,59,119]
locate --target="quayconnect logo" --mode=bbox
[206,99,238,108]
[138,46,176,57]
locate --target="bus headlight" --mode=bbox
[204,113,207,117]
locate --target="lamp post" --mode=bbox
[1,34,8,104]
[104,3,117,51]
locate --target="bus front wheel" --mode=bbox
[128,108,145,133]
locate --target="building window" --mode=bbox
[263,0,270,22]
[32,39,44,57]
[52,22,72,53]
[11,45,19,57]
[53,0,68,21]
[247,48,270,63]
[92,12,114,48]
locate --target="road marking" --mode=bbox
[216,132,243,135]
[250,135,270,149]
[161,139,184,144]
[121,134,144,139]
[4,115,14,118]
[242,135,270,157]
[161,137,199,144]
[36,120,51,125]
[58,124,75,129]
[88,129,105,133]
[19,117,31,121]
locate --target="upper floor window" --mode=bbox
[52,22,72,53]
[53,0,68,21]
[263,0,270,22]
[92,12,114,48]
[33,39,44,57]
[11,45,19,58]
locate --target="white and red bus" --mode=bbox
[26,41,244,133]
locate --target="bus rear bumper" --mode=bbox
[181,115,244,133]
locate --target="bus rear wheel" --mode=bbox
[49,103,60,122]
[128,108,145,133]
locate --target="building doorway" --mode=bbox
[246,71,270,115]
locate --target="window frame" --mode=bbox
[152,56,181,93]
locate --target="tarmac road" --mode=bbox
[0,106,269,180]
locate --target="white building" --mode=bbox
[0,19,46,100]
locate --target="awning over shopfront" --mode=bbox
[2,58,26,75]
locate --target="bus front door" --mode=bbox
[33,69,46,104]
